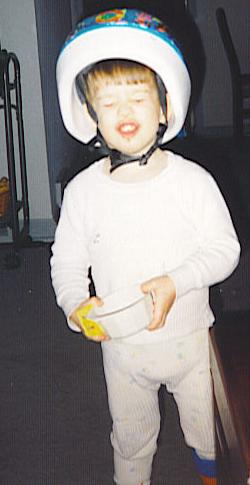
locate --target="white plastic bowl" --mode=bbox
[88,284,153,339]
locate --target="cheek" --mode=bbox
[97,109,114,127]
[97,113,118,147]
[143,105,162,129]
[141,99,161,120]
[98,115,115,138]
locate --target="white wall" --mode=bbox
[0,0,54,240]
[191,0,250,133]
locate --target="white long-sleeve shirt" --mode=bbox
[51,151,240,344]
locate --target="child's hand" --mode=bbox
[69,297,110,342]
[141,276,176,331]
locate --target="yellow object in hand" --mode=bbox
[76,304,106,338]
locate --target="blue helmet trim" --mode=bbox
[60,9,184,63]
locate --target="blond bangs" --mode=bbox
[85,60,157,101]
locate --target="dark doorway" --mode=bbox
[83,0,187,20]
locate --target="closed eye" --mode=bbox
[131,93,149,103]
[135,98,146,103]
[103,102,114,108]
[98,97,116,108]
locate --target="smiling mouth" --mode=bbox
[116,122,140,138]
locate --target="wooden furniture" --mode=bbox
[216,8,250,138]
[209,319,250,484]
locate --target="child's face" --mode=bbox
[92,78,164,156]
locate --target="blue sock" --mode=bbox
[192,449,217,478]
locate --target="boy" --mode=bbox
[51,9,240,485]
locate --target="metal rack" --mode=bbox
[0,45,30,250]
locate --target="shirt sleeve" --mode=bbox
[50,183,91,331]
[167,170,241,298]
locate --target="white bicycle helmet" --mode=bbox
[56,8,191,145]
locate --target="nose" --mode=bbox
[117,100,133,117]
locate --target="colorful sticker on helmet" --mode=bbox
[62,9,183,61]
[96,9,126,23]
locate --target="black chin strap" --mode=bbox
[89,123,167,173]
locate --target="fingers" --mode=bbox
[89,334,110,343]
[141,278,157,294]
[147,316,165,331]
[148,300,168,330]
[85,297,110,341]
[71,296,109,342]
[91,296,104,307]
[141,276,176,332]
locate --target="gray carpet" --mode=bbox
[0,245,201,484]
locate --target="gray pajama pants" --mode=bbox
[102,328,215,485]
